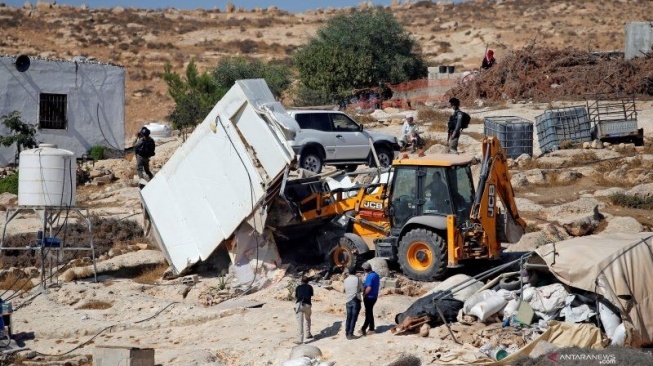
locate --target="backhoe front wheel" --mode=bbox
[327,236,359,273]
[397,228,447,281]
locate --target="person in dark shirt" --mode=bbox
[360,262,380,336]
[481,49,496,70]
[447,98,464,154]
[294,276,314,344]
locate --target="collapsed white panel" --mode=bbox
[142,79,297,274]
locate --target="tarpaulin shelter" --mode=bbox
[533,232,653,345]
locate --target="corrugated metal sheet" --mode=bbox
[141,79,298,274]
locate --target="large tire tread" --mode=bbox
[326,236,359,273]
[397,228,447,282]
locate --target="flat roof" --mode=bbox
[393,153,474,167]
[0,54,123,68]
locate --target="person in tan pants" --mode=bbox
[294,277,314,344]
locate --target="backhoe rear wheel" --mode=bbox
[397,228,447,281]
[327,236,359,273]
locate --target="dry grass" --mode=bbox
[419,109,450,132]
[465,131,485,142]
[76,300,114,310]
[0,273,35,292]
[422,136,448,150]
[353,114,377,126]
[133,263,169,284]
[595,158,622,173]
[571,151,600,165]
[593,174,633,188]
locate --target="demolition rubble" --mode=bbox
[1,78,653,365]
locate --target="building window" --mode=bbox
[39,93,67,129]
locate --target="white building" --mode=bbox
[0,55,125,166]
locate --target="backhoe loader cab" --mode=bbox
[388,157,476,234]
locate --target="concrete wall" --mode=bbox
[625,22,653,60]
[0,56,125,166]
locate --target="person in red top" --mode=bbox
[481,49,496,70]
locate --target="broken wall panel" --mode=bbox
[141,79,298,274]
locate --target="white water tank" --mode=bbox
[143,122,172,140]
[18,147,76,207]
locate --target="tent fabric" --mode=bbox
[534,232,653,345]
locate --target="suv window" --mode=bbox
[332,114,360,132]
[295,113,332,132]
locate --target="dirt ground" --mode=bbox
[1,100,652,365]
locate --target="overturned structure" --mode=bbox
[141,79,298,275]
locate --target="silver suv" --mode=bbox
[286,110,400,173]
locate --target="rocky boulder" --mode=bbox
[559,206,604,237]
[593,187,625,197]
[539,197,605,221]
[553,170,583,184]
[511,169,546,188]
[515,198,544,212]
[505,224,569,252]
[626,183,653,198]
[605,217,644,233]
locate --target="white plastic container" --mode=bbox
[18,147,76,206]
[143,122,172,140]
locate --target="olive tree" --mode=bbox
[0,111,38,158]
[212,56,292,98]
[293,9,427,105]
[163,58,293,139]
[163,60,226,139]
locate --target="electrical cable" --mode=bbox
[0,276,23,300]
[35,325,116,357]
[33,301,180,357]
[95,103,122,151]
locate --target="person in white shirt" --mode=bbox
[401,116,421,152]
[343,267,363,339]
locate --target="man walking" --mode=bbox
[447,98,464,154]
[344,267,363,340]
[360,262,380,336]
[294,276,314,344]
[133,127,156,186]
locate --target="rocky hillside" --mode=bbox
[0,0,649,133]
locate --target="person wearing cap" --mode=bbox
[133,127,155,185]
[360,261,380,336]
[481,49,496,70]
[400,116,421,152]
[294,276,314,344]
[343,267,363,340]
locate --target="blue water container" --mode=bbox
[535,106,592,153]
[484,116,534,158]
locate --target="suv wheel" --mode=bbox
[300,151,323,173]
[372,147,393,167]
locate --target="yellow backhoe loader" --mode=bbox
[273,136,526,281]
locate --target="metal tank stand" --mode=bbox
[0,205,97,293]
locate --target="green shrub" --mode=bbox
[609,193,653,210]
[0,173,19,195]
[89,145,105,161]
